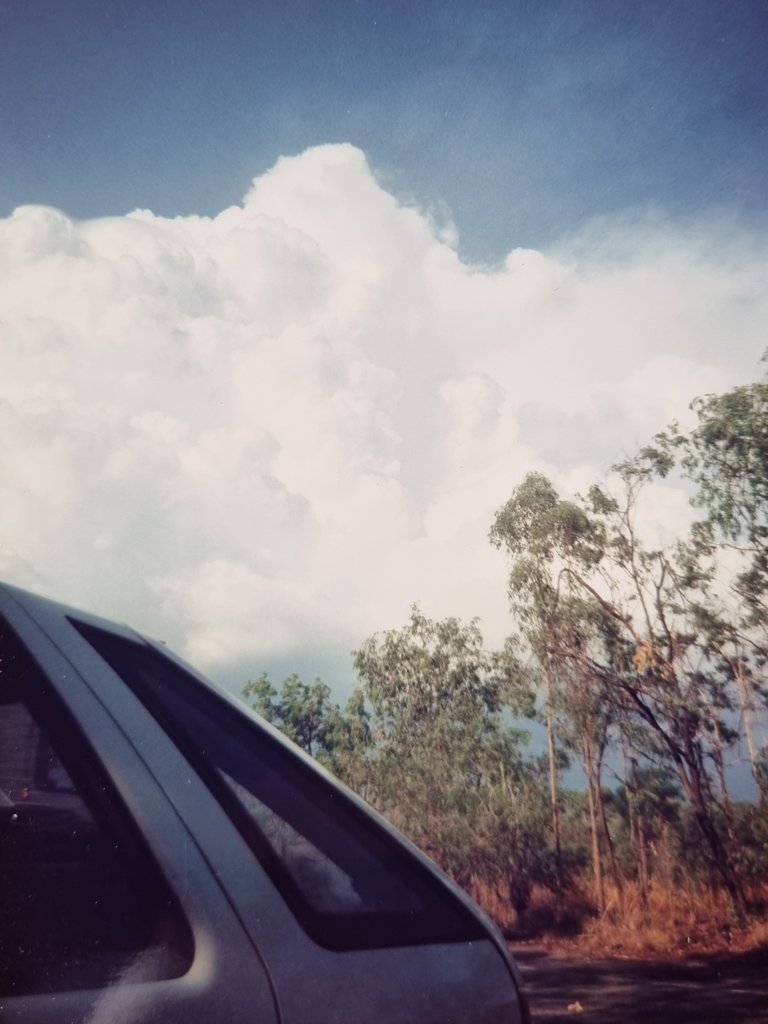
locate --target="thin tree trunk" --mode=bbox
[584,734,605,914]
[596,751,623,898]
[676,735,747,923]
[735,659,765,805]
[712,717,737,854]
[623,690,747,920]
[545,666,563,897]
[629,756,650,906]
[637,812,650,904]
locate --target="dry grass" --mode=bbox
[580,883,732,955]
[470,877,768,958]
[469,881,594,941]
[564,881,768,957]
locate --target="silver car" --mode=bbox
[0,582,530,1023]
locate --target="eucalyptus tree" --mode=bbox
[651,375,768,802]
[353,606,547,913]
[491,462,748,918]
[612,761,683,896]
[490,472,607,898]
[242,672,338,759]
[551,596,624,910]
[681,380,768,628]
[572,458,747,918]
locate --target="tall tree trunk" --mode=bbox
[711,717,737,854]
[595,750,623,898]
[629,756,650,906]
[623,745,649,904]
[545,665,563,897]
[637,812,650,904]
[675,732,747,923]
[623,688,747,920]
[734,659,766,805]
[584,734,605,914]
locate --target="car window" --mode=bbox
[0,621,193,995]
[74,620,485,951]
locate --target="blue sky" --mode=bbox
[1,2,768,795]
[3,0,767,261]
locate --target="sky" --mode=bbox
[3,1,768,261]
[1,0,768,763]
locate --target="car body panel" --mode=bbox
[0,583,525,1024]
[0,585,281,1024]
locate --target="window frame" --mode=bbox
[72,619,486,952]
[0,586,282,1024]
[0,619,195,995]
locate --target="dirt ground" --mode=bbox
[511,943,768,1023]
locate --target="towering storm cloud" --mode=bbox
[1,145,766,680]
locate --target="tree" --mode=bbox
[353,606,547,914]
[553,597,624,911]
[491,461,749,919]
[682,380,768,628]
[490,472,608,903]
[653,376,768,802]
[612,761,683,896]
[243,672,337,759]
[576,459,747,919]
[321,688,374,788]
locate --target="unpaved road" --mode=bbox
[511,944,768,1023]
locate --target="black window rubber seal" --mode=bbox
[71,619,486,952]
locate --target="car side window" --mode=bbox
[0,622,193,996]
[74,621,484,951]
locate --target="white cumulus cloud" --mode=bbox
[1,144,766,687]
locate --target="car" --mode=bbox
[0,581,530,1023]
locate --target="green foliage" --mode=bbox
[687,382,768,632]
[487,368,768,917]
[354,605,502,730]
[242,671,338,759]
[490,470,605,576]
[686,383,768,543]
[352,606,549,912]
[242,610,551,919]
[653,378,768,636]
[733,802,768,882]
[239,362,768,933]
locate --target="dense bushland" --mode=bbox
[243,364,768,953]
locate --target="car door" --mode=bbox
[0,586,281,1024]
[1,582,526,1024]
[59,605,526,1024]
